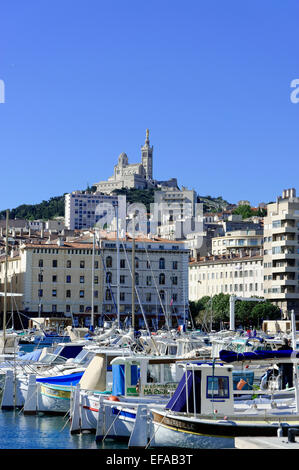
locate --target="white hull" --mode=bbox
[151,421,235,449]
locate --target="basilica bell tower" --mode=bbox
[141,129,153,180]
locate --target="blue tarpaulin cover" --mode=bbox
[166,370,201,413]
[112,364,139,396]
[36,372,84,386]
[18,349,43,362]
[219,349,299,363]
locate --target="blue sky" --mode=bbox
[1,0,299,210]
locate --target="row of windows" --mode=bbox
[37,257,179,270]
[38,274,99,284]
[191,283,262,294]
[37,273,178,286]
[190,270,259,281]
[38,289,178,302]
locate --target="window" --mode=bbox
[80,305,84,313]
[159,290,165,300]
[146,275,152,286]
[52,289,57,297]
[146,293,151,302]
[120,275,125,284]
[173,261,178,270]
[52,305,57,313]
[135,258,139,268]
[172,276,178,285]
[159,273,165,285]
[52,260,57,268]
[120,292,125,301]
[94,276,98,284]
[79,290,84,298]
[159,258,165,269]
[52,275,57,283]
[135,273,139,285]
[66,305,70,313]
[95,261,99,269]
[206,376,229,399]
[66,260,71,268]
[38,274,43,282]
[106,256,112,268]
[66,290,71,298]
[80,276,85,284]
[120,259,125,269]
[80,260,85,269]
[106,272,112,283]
[38,289,43,297]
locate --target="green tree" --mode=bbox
[232,204,254,220]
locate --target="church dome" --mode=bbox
[118,152,128,166]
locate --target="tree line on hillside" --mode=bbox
[189,293,281,329]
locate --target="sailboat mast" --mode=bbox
[91,231,95,330]
[131,220,135,332]
[3,209,9,344]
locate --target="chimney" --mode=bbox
[41,222,44,238]
[282,189,286,199]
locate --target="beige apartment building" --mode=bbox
[189,253,264,301]
[0,232,189,329]
[263,188,299,316]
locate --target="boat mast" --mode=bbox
[291,310,299,413]
[91,231,95,330]
[116,202,120,330]
[3,209,9,345]
[131,215,135,332]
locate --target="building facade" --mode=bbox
[65,192,125,231]
[0,232,189,329]
[189,253,264,301]
[263,188,299,316]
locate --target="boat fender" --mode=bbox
[108,396,120,402]
[237,378,247,390]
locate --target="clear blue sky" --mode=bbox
[1,0,299,210]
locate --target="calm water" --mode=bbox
[0,343,128,450]
[0,410,128,449]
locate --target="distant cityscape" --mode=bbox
[0,130,298,329]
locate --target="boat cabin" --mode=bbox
[166,363,235,417]
[110,356,185,398]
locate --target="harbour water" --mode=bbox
[0,343,128,450]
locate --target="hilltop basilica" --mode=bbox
[93,129,177,194]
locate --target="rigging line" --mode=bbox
[98,247,118,320]
[145,365,193,449]
[120,240,151,336]
[142,242,169,330]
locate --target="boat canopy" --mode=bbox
[36,372,84,386]
[219,349,299,363]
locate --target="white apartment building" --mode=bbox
[264,188,299,316]
[65,192,125,231]
[211,230,263,256]
[189,253,264,301]
[0,232,189,329]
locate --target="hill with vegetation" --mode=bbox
[1,186,264,221]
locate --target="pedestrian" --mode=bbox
[277,338,293,389]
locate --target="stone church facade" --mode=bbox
[94,130,177,194]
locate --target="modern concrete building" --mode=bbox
[211,229,263,257]
[263,188,299,317]
[0,231,189,329]
[65,192,125,231]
